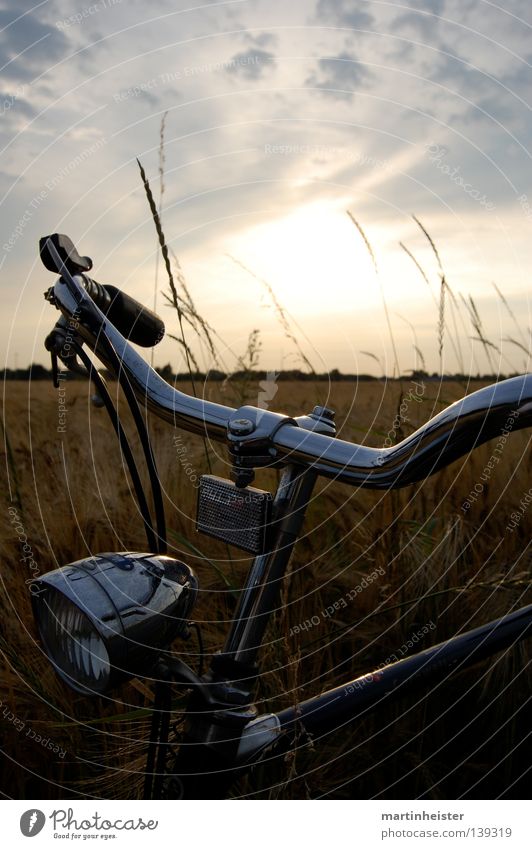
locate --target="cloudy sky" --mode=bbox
[2,0,532,376]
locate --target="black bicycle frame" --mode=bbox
[165,469,532,799]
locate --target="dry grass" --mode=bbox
[1,376,530,799]
[3,131,530,797]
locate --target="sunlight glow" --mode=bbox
[227,200,384,316]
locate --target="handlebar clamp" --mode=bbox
[227,406,298,487]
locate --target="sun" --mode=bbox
[226,200,383,316]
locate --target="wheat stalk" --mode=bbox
[347,211,401,380]
[227,254,317,376]
[137,157,197,393]
[400,239,465,375]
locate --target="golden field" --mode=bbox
[1,377,531,799]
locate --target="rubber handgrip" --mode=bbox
[102,284,165,348]
[82,277,165,347]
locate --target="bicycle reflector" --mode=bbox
[31,552,198,695]
[197,475,273,554]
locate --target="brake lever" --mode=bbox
[44,317,88,379]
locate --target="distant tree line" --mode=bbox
[1,364,518,382]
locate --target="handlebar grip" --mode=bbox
[82,277,165,347]
[40,234,165,347]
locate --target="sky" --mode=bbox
[1,0,532,376]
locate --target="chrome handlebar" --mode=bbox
[274,378,531,487]
[50,273,532,490]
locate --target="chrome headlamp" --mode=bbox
[31,552,198,695]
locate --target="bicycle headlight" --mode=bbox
[31,552,198,695]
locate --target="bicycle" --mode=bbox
[32,232,532,800]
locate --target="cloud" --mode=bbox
[402,0,446,11]
[390,0,483,42]
[243,31,278,49]
[305,51,371,99]
[226,48,276,79]
[0,91,35,118]
[0,5,67,82]
[315,0,374,28]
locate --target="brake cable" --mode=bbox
[72,342,159,552]
[87,323,167,554]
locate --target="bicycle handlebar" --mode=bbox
[48,268,532,490]
[274,378,531,487]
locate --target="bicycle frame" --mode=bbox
[40,245,532,799]
[168,468,532,799]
